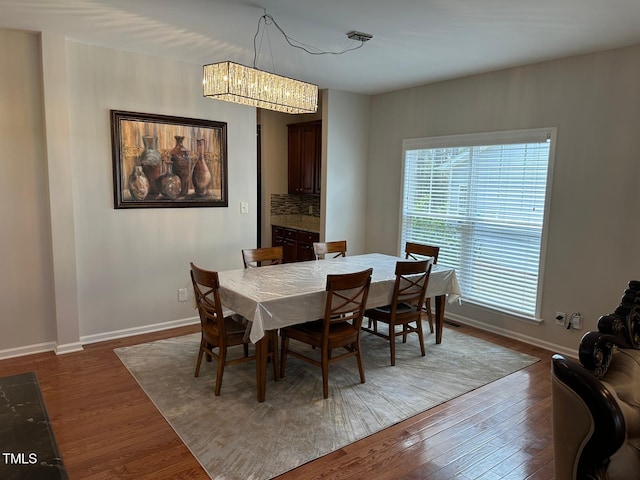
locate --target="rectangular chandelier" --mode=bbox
[203,61,318,114]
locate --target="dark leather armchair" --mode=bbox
[551,281,640,480]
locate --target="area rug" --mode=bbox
[0,372,68,480]
[115,328,538,480]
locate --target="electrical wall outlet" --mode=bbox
[571,313,583,330]
[178,288,188,302]
[240,202,249,214]
[555,311,566,326]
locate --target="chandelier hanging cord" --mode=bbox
[253,11,277,71]
[253,11,366,67]
[203,9,372,114]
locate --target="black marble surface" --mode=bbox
[0,372,67,480]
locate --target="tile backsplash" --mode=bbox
[271,194,320,217]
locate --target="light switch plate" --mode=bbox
[240,202,249,214]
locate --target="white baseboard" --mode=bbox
[54,342,84,355]
[445,312,579,359]
[0,316,200,361]
[79,316,200,345]
[0,342,57,361]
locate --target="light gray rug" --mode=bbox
[114,328,538,480]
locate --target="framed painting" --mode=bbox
[111,110,228,208]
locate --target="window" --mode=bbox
[400,128,555,319]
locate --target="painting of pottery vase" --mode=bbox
[192,139,212,197]
[111,110,227,208]
[138,135,162,197]
[128,165,149,200]
[170,135,191,197]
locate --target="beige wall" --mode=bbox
[42,32,82,353]
[323,89,371,254]
[0,30,55,352]
[0,29,258,356]
[258,109,289,247]
[367,44,640,354]
[67,43,257,340]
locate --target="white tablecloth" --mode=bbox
[217,253,461,343]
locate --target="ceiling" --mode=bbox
[3,0,640,95]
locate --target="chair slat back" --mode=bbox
[190,262,226,334]
[323,268,372,330]
[242,246,283,268]
[393,260,432,311]
[405,242,439,263]
[313,240,347,260]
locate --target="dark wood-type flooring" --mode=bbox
[0,323,555,479]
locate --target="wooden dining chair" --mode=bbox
[313,240,347,260]
[362,260,432,366]
[190,262,278,395]
[404,242,440,333]
[242,246,283,268]
[279,268,372,399]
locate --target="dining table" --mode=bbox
[217,253,461,402]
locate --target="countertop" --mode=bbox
[271,215,320,233]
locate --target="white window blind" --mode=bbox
[401,128,555,318]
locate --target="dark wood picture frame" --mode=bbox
[111,110,228,208]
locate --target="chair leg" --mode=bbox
[426,298,434,333]
[355,340,365,384]
[416,319,426,357]
[390,326,397,366]
[194,340,205,377]
[214,345,227,396]
[321,348,330,399]
[243,342,249,357]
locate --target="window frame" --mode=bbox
[398,127,557,321]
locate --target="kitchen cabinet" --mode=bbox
[288,120,321,194]
[296,230,317,262]
[272,226,319,263]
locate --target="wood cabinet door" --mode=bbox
[282,228,297,263]
[297,241,315,261]
[313,122,322,194]
[298,123,317,194]
[287,125,302,194]
[287,120,321,194]
[272,226,284,249]
[283,238,297,263]
[296,230,319,262]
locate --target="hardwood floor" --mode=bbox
[0,324,555,479]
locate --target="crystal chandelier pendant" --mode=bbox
[203,62,318,114]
